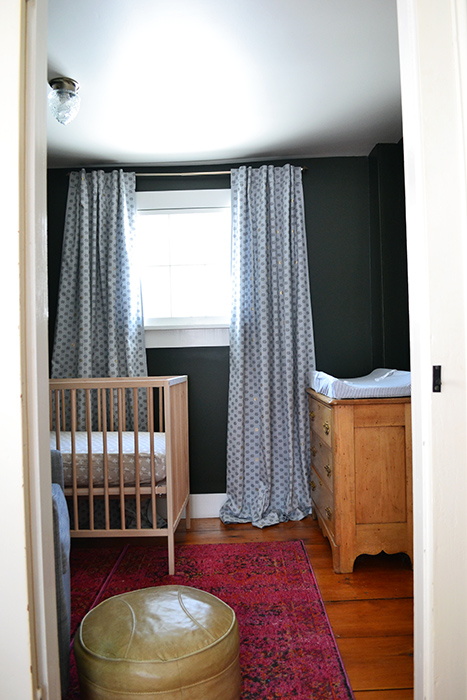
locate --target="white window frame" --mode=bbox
[136,189,231,348]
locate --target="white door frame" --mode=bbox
[24,0,63,697]
[397,1,467,698]
[0,1,38,692]
[0,0,59,699]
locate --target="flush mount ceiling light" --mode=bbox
[48,77,80,125]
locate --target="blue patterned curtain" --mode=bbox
[220,164,315,527]
[51,169,147,426]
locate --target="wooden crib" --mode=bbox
[49,375,190,575]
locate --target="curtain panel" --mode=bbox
[220,164,315,527]
[51,169,147,428]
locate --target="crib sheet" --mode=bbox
[50,431,166,487]
[309,368,411,399]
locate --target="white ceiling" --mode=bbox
[47,0,402,168]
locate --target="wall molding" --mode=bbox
[189,493,227,519]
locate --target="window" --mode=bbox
[136,189,231,348]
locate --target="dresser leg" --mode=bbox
[334,549,356,574]
[331,546,342,573]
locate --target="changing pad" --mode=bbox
[309,368,411,399]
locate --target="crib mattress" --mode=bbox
[50,431,166,487]
[309,368,411,399]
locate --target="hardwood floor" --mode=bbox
[174,515,414,699]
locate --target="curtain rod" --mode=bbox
[135,171,231,177]
[67,167,306,177]
[135,167,307,177]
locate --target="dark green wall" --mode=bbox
[369,142,410,370]
[146,347,229,493]
[303,158,373,376]
[47,169,70,355]
[47,152,408,493]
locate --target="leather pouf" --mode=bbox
[74,585,241,700]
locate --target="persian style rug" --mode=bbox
[66,540,354,699]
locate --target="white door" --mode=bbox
[397,1,467,698]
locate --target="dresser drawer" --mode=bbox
[308,397,332,448]
[310,465,335,537]
[310,431,334,491]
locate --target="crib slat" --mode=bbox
[148,386,157,530]
[101,388,110,530]
[117,387,126,530]
[159,387,164,432]
[70,389,79,531]
[52,390,61,453]
[133,387,141,530]
[85,389,94,531]
[61,389,66,432]
[97,389,102,432]
[109,388,114,432]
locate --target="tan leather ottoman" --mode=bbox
[74,585,241,700]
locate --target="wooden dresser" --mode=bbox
[306,388,413,573]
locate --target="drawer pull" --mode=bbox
[325,506,332,520]
[323,421,330,435]
[311,446,317,457]
[309,411,315,422]
[311,480,317,492]
[324,464,332,478]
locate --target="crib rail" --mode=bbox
[49,376,190,573]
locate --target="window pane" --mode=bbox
[140,266,171,319]
[171,264,230,318]
[136,213,170,265]
[200,264,231,316]
[170,265,204,317]
[169,210,230,266]
[204,210,231,263]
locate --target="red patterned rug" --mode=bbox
[66,540,354,699]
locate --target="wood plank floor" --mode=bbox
[174,515,414,699]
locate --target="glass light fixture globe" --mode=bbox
[48,77,80,125]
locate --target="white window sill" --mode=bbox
[145,326,230,349]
